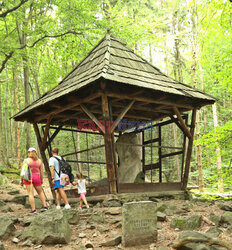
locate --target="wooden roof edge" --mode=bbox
[108,36,217,101]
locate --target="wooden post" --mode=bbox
[158,125,162,182]
[142,130,145,178]
[181,115,188,181]
[101,93,118,193]
[173,106,193,140]
[182,108,197,190]
[33,122,56,200]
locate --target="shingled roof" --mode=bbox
[13,33,216,126]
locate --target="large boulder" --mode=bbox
[177,231,211,250]
[22,209,71,244]
[63,209,80,225]
[177,230,230,250]
[25,196,43,209]
[115,133,142,183]
[102,194,122,207]
[0,174,8,187]
[0,215,15,240]
[170,215,202,230]
[87,211,104,224]
[209,213,221,226]
[11,194,27,205]
[221,211,232,225]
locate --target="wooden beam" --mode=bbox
[41,115,52,151]
[169,115,186,134]
[112,102,171,115]
[143,138,159,145]
[110,100,135,132]
[80,104,105,133]
[144,162,160,171]
[181,115,188,181]
[103,90,194,109]
[182,108,197,190]
[161,150,184,159]
[101,93,118,194]
[35,91,102,122]
[173,106,192,140]
[62,144,105,157]
[158,125,162,182]
[33,122,56,200]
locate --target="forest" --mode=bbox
[0,0,231,193]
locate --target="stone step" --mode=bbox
[79,213,93,218]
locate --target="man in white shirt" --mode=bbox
[49,147,71,209]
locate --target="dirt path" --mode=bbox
[0,180,232,249]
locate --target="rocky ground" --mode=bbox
[0,177,232,250]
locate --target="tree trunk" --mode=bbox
[16,74,21,168]
[191,4,204,192]
[212,103,224,193]
[0,84,6,166]
[172,13,181,180]
[199,66,208,129]
[196,110,204,192]
[16,12,31,151]
[4,70,10,165]
[33,68,41,99]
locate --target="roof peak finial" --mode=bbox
[106,28,111,35]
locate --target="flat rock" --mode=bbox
[157,211,166,222]
[170,214,202,230]
[97,225,109,233]
[100,236,121,246]
[11,194,26,205]
[209,213,221,226]
[205,227,223,238]
[218,203,232,212]
[78,233,86,238]
[0,205,13,212]
[221,211,232,225]
[12,237,20,244]
[87,211,104,224]
[7,189,20,195]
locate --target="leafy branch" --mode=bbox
[18,30,83,49]
[0,30,83,74]
[0,0,28,18]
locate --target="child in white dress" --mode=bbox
[74,173,89,210]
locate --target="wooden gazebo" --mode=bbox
[13,33,215,196]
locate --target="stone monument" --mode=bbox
[115,133,142,183]
[122,201,157,246]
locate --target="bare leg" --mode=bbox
[55,189,61,206]
[26,185,35,210]
[80,199,83,207]
[34,185,47,207]
[82,197,88,206]
[58,188,69,205]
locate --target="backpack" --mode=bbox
[53,156,74,184]
[20,159,32,181]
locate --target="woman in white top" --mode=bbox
[74,173,89,209]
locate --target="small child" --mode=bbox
[74,173,89,210]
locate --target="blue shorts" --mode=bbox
[53,180,64,190]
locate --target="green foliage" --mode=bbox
[0,0,231,193]
[195,120,232,190]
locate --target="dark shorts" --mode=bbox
[53,180,64,190]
